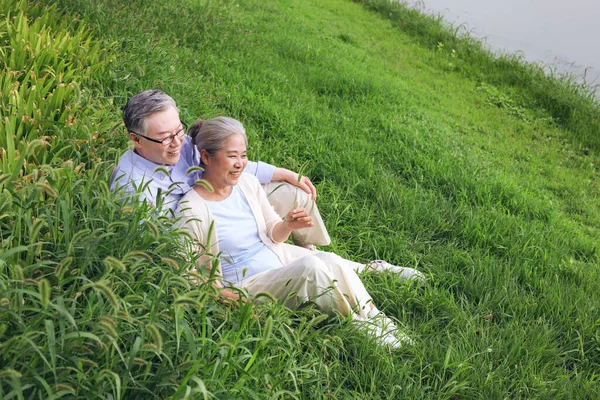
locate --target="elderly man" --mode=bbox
[109,89,330,248]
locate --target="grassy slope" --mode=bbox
[8,0,600,397]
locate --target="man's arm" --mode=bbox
[271,168,317,201]
[244,161,316,200]
[244,161,275,184]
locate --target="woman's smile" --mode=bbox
[201,133,248,191]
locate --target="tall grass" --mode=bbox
[0,0,121,179]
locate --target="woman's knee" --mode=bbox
[284,256,331,281]
[301,257,333,282]
[293,189,313,209]
[313,252,354,274]
[314,252,341,264]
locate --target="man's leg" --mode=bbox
[262,181,331,247]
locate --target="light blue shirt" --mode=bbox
[207,186,284,285]
[109,135,275,212]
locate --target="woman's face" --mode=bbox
[202,133,248,186]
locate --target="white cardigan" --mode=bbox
[175,173,311,283]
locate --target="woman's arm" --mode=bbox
[176,195,224,282]
[271,207,314,243]
[241,174,312,243]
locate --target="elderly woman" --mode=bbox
[176,117,423,348]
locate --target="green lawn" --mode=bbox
[1,0,599,398]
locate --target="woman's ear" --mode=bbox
[200,149,210,166]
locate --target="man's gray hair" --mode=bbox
[189,117,248,165]
[122,89,178,134]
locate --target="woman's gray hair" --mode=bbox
[122,89,178,134]
[189,116,248,165]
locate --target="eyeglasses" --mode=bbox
[130,121,188,146]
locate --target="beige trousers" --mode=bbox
[262,181,331,247]
[239,252,374,318]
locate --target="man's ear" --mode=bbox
[130,132,143,149]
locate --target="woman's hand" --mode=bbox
[218,288,249,308]
[285,207,314,230]
[271,207,314,243]
[272,207,314,243]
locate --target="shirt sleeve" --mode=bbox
[109,164,157,206]
[245,161,275,184]
[109,150,181,212]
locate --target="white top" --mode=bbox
[207,186,283,284]
[176,173,313,287]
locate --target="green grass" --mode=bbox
[1,0,599,397]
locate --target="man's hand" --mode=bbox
[296,175,317,201]
[272,168,317,201]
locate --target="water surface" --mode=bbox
[402,0,600,93]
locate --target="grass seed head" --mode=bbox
[39,278,51,309]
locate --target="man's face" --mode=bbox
[132,106,183,166]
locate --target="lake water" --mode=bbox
[401,0,600,95]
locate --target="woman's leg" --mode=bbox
[314,250,425,280]
[240,253,412,348]
[310,252,415,347]
[314,251,366,273]
[309,252,378,318]
[240,255,368,317]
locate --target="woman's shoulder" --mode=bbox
[179,187,202,203]
[176,188,208,216]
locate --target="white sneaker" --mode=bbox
[352,314,413,349]
[367,260,426,281]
